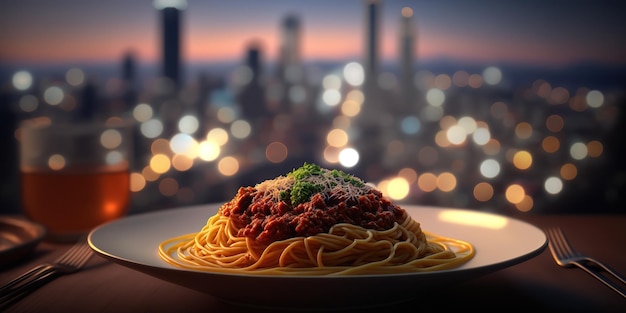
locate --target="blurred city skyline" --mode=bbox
[2,0,626,67]
[1,0,625,216]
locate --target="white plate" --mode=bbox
[88,204,547,309]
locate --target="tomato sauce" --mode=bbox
[220,186,407,244]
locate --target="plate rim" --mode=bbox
[88,203,547,279]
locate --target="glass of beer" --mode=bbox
[18,118,133,242]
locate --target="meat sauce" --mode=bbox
[219,186,408,244]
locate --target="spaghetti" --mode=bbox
[159,163,474,275]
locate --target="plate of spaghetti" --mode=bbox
[88,163,547,309]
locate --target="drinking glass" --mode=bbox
[18,117,133,241]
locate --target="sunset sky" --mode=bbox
[1,0,625,67]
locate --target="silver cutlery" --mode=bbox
[546,227,626,299]
[0,236,94,309]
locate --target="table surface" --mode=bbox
[1,211,625,313]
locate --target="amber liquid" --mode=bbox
[20,168,130,238]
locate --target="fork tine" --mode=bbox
[546,227,626,299]
[553,228,576,258]
[55,237,88,263]
[547,228,564,262]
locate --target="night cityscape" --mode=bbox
[1,0,625,218]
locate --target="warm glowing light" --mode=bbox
[434,130,451,148]
[417,172,437,192]
[467,74,483,88]
[490,101,508,119]
[130,172,146,192]
[341,99,361,117]
[473,182,494,202]
[550,86,569,104]
[515,122,533,139]
[100,129,122,149]
[560,163,577,180]
[437,172,456,192]
[150,154,171,174]
[172,154,194,171]
[513,150,532,170]
[48,154,66,170]
[482,139,501,155]
[398,168,418,184]
[170,133,198,158]
[151,138,171,155]
[326,128,349,147]
[159,177,179,197]
[338,148,359,168]
[438,210,508,229]
[323,146,341,164]
[198,140,220,161]
[401,7,413,18]
[546,114,564,132]
[217,107,236,123]
[434,74,451,90]
[141,166,160,182]
[587,140,603,157]
[446,125,467,145]
[542,136,560,153]
[218,156,239,176]
[515,195,534,212]
[505,184,525,204]
[452,70,469,87]
[207,128,229,146]
[266,141,288,163]
[386,177,410,200]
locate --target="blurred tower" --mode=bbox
[154,0,186,88]
[354,0,386,175]
[359,0,383,124]
[276,14,307,113]
[399,7,416,114]
[121,50,138,111]
[364,0,380,85]
[237,42,267,123]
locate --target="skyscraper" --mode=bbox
[154,0,186,88]
[278,14,302,84]
[399,7,416,113]
[277,15,306,112]
[364,0,380,85]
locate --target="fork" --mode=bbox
[546,227,626,299]
[0,236,94,309]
